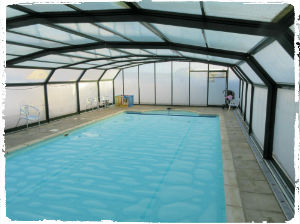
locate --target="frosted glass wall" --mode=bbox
[228,68,240,101]
[114,71,123,96]
[5,86,46,129]
[273,89,297,182]
[79,82,98,111]
[123,66,139,104]
[139,64,155,104]
[173,62,189,105]
[100,81,113,103]
[156,62,171,105]
[48,84,77,118]
[242,82,247,114]
[246,84,251,123]
[208,71,226,105]
[252,86,267,147]
[190,71,207,106]
[6,68,50,83]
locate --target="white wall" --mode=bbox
[5,86,46,129]
[208,74,226,105]
[252,86,267,147]
[156,62,171,105]
[173,62,189,105]
[124,66,139,104]
[114,72,123,96]
[79,82,98,111]
[100,81,113,103]
[139,64,155,104]
[48,84,77,118]
[190,71,207,106]
[273,88,297,182]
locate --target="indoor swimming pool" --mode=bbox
[6,111,226,222]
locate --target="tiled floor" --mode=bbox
[4,105,286,222]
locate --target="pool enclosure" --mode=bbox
[2,0,299,222]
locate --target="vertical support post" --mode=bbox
[122,69,124,95]
[188,62,191,107]
[154,62,156,105]
[43,69,56,122]
[112,80,115,104]
[76,70,87,114]
[207,64,209,106]
[138,65,140,105]
[244,82,248,121]
[249,85,254,134]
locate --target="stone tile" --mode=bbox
[222,151,233,160]
[223,171,238,186]
[234,159,261,170]
[223,159,235,171]
[226,205,245,222]
[232,151,256,161]
[236,168,266,181]
[225,185,243,207]
[240,192,282,212]
[244,209,286,223]
[238,179,273,194]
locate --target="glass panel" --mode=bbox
[87,48,126,57]
[190,62,208,71]
[79,82,98,111]
[15,61,60,68]
[81,69,105,81]
[246,84,252,123]
[139,63,155,104]
[242,82,246,113]
[252,86,267,147]
[228,68,240,101]
[5,86,45,129]
[124,66,139,104]
[156,62,171,105]
[7,32,67,48]
[72,2,125,10]
[22,4,74,12]
[138,0,202,15]
[11,24,96,45]
[190,71,208,106]
[290,25,294,33]
[64,51,101,59]
[173,62,189,105]
[58,23,126,41]
[209,64,228,71]
[6,55,18,60]
[87,60,115,66]
[208,71,226,105]
[6,7,26,18]
[47,84,77,118]
[100,81,114,103]
[254,41,294,84]
[114,71,123,96]
[239,63,264,84]
[50,69,83,82]
[146,49,179,56]
[120,49,152,55]
[101,69,120,80]
[205,30,264,53]
[98,22,163,42]
[6,68,50,83]
[204,2,287,22]
[6,43,40,55]
[37,54,85,64]
[179,51,208,60]
[153,23,206,47]
[70,64,97,69]
[208,56,239,65]
[273,89,298,182]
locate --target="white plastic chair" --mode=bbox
[16,105,40,128]
[86,97,99,111]
[99,96,109,109]
[229,98,240,110]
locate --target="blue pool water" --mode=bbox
[6,111,226,222]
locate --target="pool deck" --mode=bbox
[4,105,286,222]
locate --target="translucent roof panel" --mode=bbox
[98,22,163,42]
[81,69,105,81]
[239,63,264,85]
[120,49,152,55]
[6,55,18,60]
[87,48,127,57]
[63,51,102,59]
[57,23,126,42]
[208,56,239,65]
[209,65,228,71]
[21,4,75,12]
[146,49,179,56]
[205,30,264,53]
[7,43,41,56]
[290,25,294,33]
[101,69,120,80]
[72,2,126,11]
[36,55,86,64]
[190,62,208,71]
[179,51,208,60]
[7,32,67,48]
[70,64,98,69]
[204,2,287,22]
[153,24,206,47]
[6,7,26,18]
[254,41,294,84]
[50,69,83,82]
[15,60,60,68]
[10,24,96,45]
[138,0,202,15]
[6,68,51,83]
[86,60,115,66]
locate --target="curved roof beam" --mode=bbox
[7,8,292,37]
[6,41,246,66]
